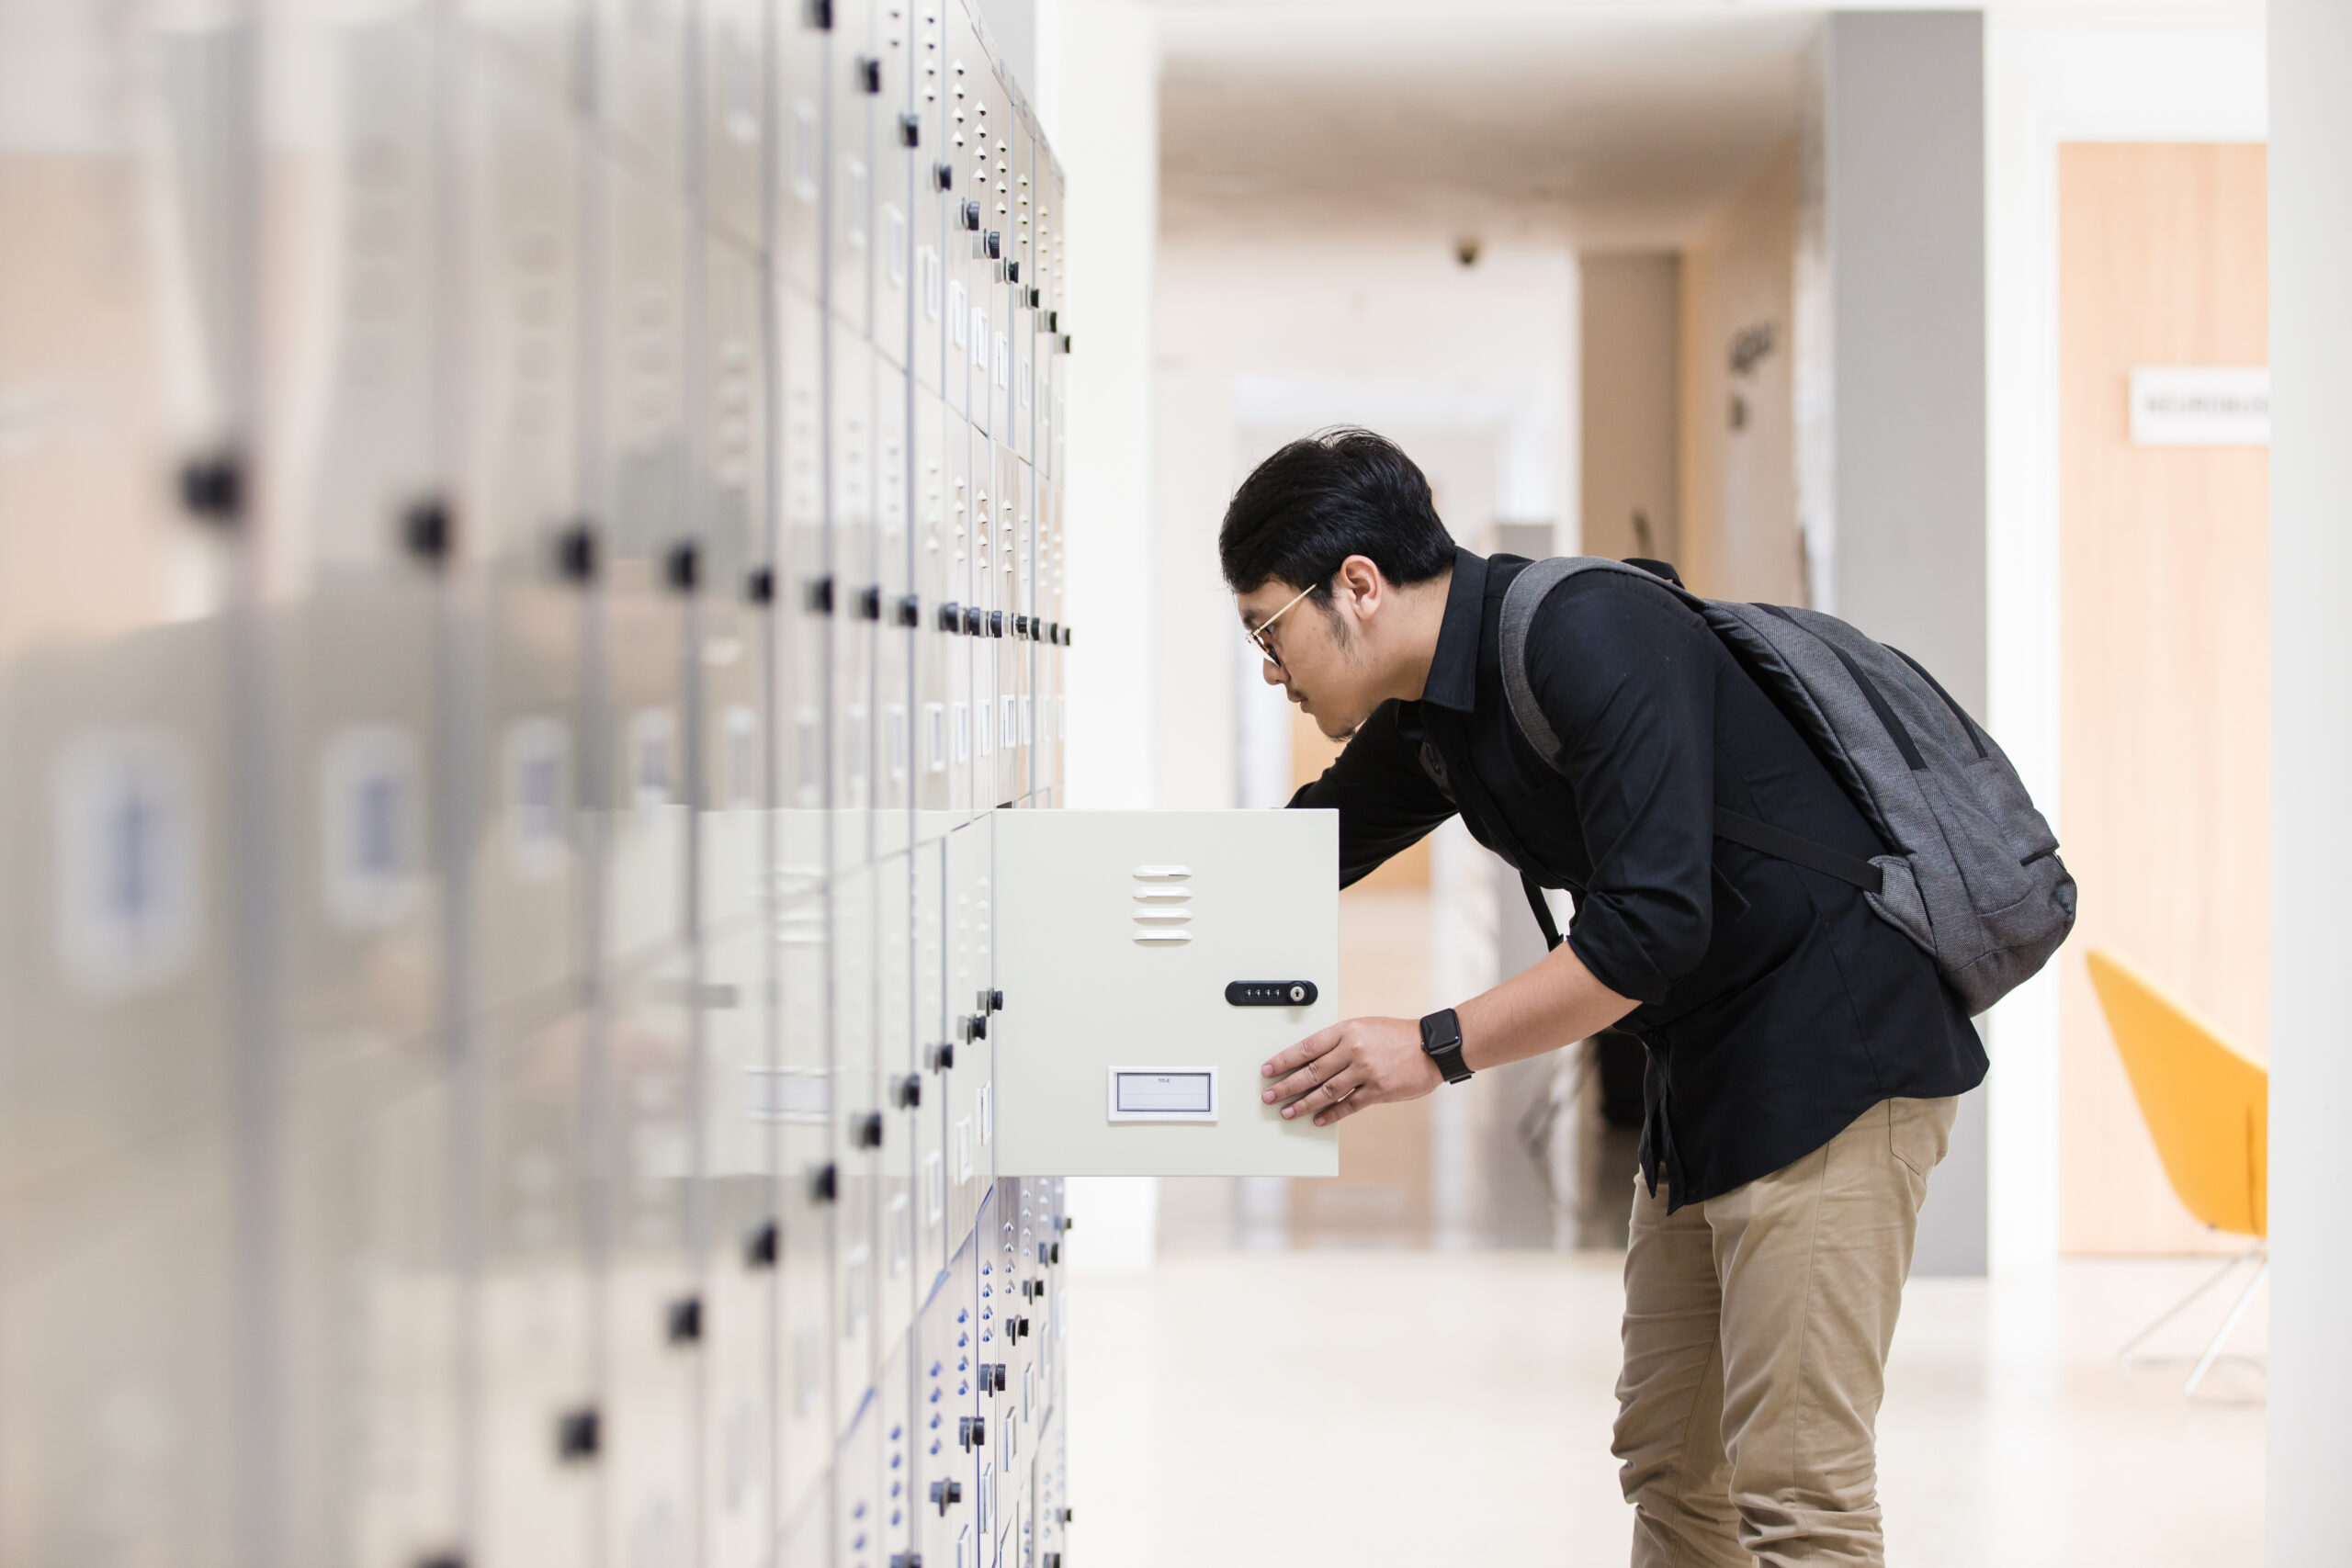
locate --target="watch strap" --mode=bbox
[1419,1007,1473,1085]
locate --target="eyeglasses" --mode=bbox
[1242,582,1318,676]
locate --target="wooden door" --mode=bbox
[2057,142,2267,1254]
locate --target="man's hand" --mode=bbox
[1261,1016,1442,1127]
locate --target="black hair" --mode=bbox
[1217,428,1455,604]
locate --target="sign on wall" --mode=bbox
[2129,366,2270,446]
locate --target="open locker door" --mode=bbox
[989,810,1341,1177]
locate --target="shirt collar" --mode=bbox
[1419,546,1487,713]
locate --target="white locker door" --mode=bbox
[990,811,1340,1178]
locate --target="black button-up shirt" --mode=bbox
[1289,548,1984,1208]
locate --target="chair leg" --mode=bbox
[2118,1243,2263,1370]
[2182,1254,2269,1398]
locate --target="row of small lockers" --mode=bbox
[0,0,1073,1564]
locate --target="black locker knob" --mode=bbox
[403,498,453,564]
[806,574,834,615]
[745,1220,779,1268]
[1061,624,1073,647]
[988,1363,1007,1392]
[665,539,699,592]
[857,585,883,621]
[557,524,599,583]
[809,0,833,29]
[1046,310,1059,332]
[746,565,775,604]
[1062,1507,1074,1524]
[935,162,955,191]
[985,231,1001,260]
[895,1073,922,1110]
[1057,333,1072,355]
[930,1478,962,1515]
[1005,261,1020,283]
[556,1407,601,1462]
[857,56,882,94]
[1047,622,1062,645]
[1025,288,1040,310]
[961,1415,985,1449]
[895,593,921,628]
[854,1111,885,1149]
[1012,614,1030,637]
[1046,1555,1061,1568]
[966,1014,986,1042]
[1013,1316,1029,1340]
[666,1295,703,1345]
[892,1555,923,1568]
[1049,1242,1061,1264]
[179,450,244,522]
[989,989,1005,1011]
[963,201,981,231]
[962,606,983,637]
[937,600,963,632]
[928,1041,956,1072]
[899,113,921,148]
[811,1162,839,1203]
[987,610,1003,637]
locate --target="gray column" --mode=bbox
[2267,2,2352,1560]
[1810,10,1989,1276]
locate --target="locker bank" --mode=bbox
[0,4,1324,1564]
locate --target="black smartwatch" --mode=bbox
[1419,1008,1473,1085]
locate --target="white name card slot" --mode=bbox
[1107,1067,1217,1122]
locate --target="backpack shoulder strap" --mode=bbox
[1498,558,1884,927]
[1498,556,1674,772]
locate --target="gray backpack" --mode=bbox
[1499,557,2075,1018]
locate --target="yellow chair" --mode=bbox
[2084,949,2268,1397]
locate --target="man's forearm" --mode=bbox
[1455,939,1639,1073]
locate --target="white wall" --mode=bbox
[1050,0,1160,816]
[2267,2,2350,1557]
[1981,5,2267,1274]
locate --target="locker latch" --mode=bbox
[961,1415,985,1450]
[854,1111,885,1149]
[556,1407,601,1463]
[665,1296,703,1346]
[930,1478,962,1515]
[895,1073,922,1110]
[928,1042,956,1072]
[745,1221,779,1269]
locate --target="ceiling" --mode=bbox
[1155,3,1823,248]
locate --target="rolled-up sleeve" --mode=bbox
[1286,699,1458,887]
[1522,577,1717,1003]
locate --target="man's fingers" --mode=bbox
[1313,1095,1370,1128]
[1280,1068,1359,1120]
[1261,1022,1345,1079]
[1264,1044,1353,1106]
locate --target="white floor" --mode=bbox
[1064,1251,2267,1566]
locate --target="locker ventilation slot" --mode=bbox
[1131,865,1193,943]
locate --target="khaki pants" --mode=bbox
[1611,1096,1959,1567]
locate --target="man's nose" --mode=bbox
[1260,656,1283,685]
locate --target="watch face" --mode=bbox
[1420,1010,1460,1051]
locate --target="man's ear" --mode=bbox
[1333,555,1385,620]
